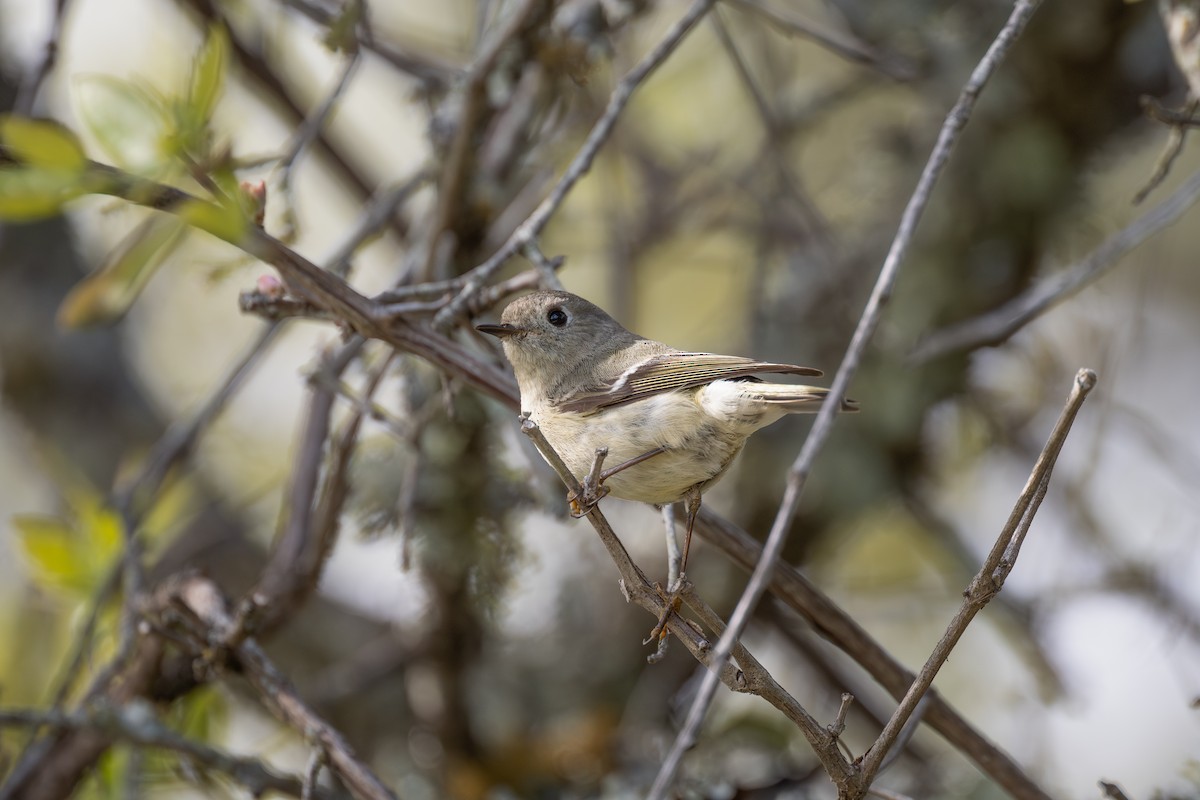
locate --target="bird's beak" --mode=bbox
[476,323,523,338]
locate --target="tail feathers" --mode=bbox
[749,383,859,413]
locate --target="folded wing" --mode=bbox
[557,352,823,414]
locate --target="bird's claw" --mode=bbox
[643,579,686,645]
[567,481,610,518]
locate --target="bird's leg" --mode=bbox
[646,485,703,645]
[567,446,667,518]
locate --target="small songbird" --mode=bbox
[477,290,853,584]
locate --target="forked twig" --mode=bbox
[858,369,1095,784]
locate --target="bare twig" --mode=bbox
[432,0,720,329]
[649,3,1045,797]
[858,369,1096,784]
[911,166,1200,363]
[1133,97,1197,204]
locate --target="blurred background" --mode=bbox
[1,0,1199,798]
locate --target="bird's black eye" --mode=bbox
[547,308,567,327]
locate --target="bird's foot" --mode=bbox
[567,447,611,517]
[644,575,691,646]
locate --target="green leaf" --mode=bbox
[74,75,169,172]
[176,195,247,244]
[189,25,228,125]
[0,165,89,219]
[57,214,188,328]
[0,116,87,171]
[12,513,118,597]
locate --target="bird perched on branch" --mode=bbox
[477,290,853,636]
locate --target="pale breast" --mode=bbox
[528,391,746,505]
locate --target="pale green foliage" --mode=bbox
[0,116,90,219]
[57,214,190,327]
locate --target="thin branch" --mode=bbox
[0,707,347,800]
[432,0,720,329]
[911,166,1200,363]
[649,2,1045,797]
[858,369,1096,784]
[1133,97,1197,204]
[518,420,739,680]
[695,510,1055,800]
[279,0,461,88]
[518,418,855,781]
[725,0,916,81]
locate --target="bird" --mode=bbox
[477,290,852,629]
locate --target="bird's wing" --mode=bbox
[556,352,823,414]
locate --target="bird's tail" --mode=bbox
[748,383,859,413]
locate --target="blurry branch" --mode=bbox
[1,322,283,795]
[420,0,554,280]
[858,369,1097,785]
[250,339,365,631]
[151,573,398,800]
[1136,0,1200,202]
[0,707,348,800]
[112,321,284,641]
[325,168,434,278]
[279,52,361,175]
[709,9,834,258]
[519,419,856,786]
[0,625,183,800]
[651,3,1046,797]
[432,0,720,329]
[118,323,283,517]
[911,166,1200,363]
[725,0,916,81]
[275,49,364,239]
[279,0,462,88]
[111,323,283,645]
[14,0,72,114]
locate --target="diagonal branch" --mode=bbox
[518,418,855,781]
[910,167,1200,363]
[649,2,1046,797]
[0,707,348,800]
